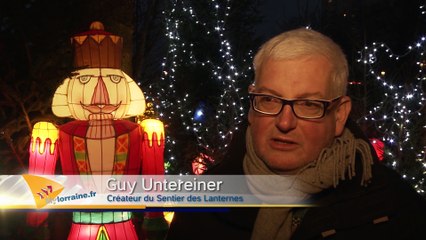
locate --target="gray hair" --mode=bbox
[253,28,348,96]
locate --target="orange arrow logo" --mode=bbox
[22,174,64,208]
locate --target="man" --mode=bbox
[167,28,426,239]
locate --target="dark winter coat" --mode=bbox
[166,119,426,239]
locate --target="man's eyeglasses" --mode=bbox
[249,93,342,119]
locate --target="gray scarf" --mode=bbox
[243,127,374,240]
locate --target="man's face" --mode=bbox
[248,55,349,174]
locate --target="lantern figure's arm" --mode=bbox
[139,119,169,238]
[27,122,59,227]
[140,119,165,175]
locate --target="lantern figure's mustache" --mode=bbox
[81,101,121,114]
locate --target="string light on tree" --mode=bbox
[144,0,252,173]
[357,4,426,194]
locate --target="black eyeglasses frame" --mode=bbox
[248,93,342,119]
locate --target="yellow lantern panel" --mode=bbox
[31,121,59,154]
[139,119,165,147]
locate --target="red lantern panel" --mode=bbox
[370,138,385,161]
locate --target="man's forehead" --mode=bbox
[254,57,335,98]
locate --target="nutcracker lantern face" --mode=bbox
[52,21,146,120]
[52,68,145,120]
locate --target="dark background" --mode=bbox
[0,0,425,238]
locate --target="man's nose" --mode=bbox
[275,105,297,132]
[91,76,110,105]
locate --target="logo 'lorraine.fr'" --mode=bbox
[22,174,64,209]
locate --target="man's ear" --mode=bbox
[335,96,352,136]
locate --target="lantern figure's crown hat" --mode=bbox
[71,21,123,69]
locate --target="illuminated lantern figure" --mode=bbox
[192,153,214,175]
[27,22,167,239]
[192,157,207,175]
[370,138,385,161]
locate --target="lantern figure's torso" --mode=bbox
[58,120,142,175]
[57,120,141,240]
